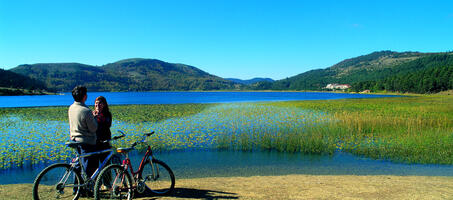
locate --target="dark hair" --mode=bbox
[95,96,111,118]
[72,85,87,102]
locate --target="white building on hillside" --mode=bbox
[326,83,351,90]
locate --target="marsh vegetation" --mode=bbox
[0,95,452,170]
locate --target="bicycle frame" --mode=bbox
[121,145,154,182]
[65,147,116,188]
[64,131,126,188]
[92,131,175,198]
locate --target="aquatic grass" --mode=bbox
[1,94,452,170]
[206,104,333,153]
[0,103,331,169]
[269,95,453,164]
[0,119,73,169]
[0,104,212,169]
[112,103,331,153]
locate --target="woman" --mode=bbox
[93,96,115,189]
[93,96,112,158]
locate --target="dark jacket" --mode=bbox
[95,112,112,149]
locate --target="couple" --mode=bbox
[68,85,112,177]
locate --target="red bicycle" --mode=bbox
[94,131,175,200]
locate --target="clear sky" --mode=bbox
[1,0,452,80]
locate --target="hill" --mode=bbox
[8,51,453,94]
[352,53,453,93]
[10,59,240,92]
[266,51,453,92]
[10,63,103,92]
[0,68,49,95]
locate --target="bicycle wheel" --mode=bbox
[94,164,133,200]
[33,163,82,200]
[141,159,175,195]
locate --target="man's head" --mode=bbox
[72,85,87,102]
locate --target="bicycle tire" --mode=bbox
[94,164,133,200]
[33,163,82,200]
[141,159,175,195]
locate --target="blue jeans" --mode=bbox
[73,143,98,194]
[77,144,98,178]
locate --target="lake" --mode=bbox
[5,91,450,185]
[0,91,394,107]
[3,150,453,185]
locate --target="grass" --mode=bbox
[0,94,452,170]
[0,104,213,169]
[268,94,453,164]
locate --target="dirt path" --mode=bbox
[2,175,453,199]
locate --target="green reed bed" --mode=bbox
[0,102,335,169]
[1,95,452,170]
[197,103,351,155]
[269,95,453,164]
[0,104,212,169]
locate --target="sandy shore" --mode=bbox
[2,175,453,199]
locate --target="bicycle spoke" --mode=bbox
[142,159,175,195]
[94,164,133,200]
[33,163,82,200]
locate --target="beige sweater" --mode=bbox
[68,102,98,145]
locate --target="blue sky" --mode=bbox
[1,0,452,80]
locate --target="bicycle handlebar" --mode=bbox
[99,130,126,144]
[112,130,126,140]
[131,131,155,148]
[98,130,155,149]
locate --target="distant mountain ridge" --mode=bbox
[226,78,274,85]
[267,50,453,92]
[0,68,47,89]
[11,58,240,92]
[0,68,49,95]
[351,53,453,93]
[6,51,453,94]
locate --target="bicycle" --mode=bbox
[94,131,175,200]
[32,131,126,200]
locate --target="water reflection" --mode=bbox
[2,150,453,184]
[165,150,453,178]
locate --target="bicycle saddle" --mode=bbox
[65,141,83,149]
[116,147,134,153]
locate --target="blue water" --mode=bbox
[0,91,395,107]
[2,150,453,184]
[5,91,445,185]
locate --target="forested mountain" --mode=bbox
[352,54,453,93]
[257,50,453,93]
[0,68,49,95]
[226,78,274,85]
[11,63,104,92]
[267,51,429,91]
[0,68,47,89]
[10,58,240,92]
[0,68,50,95]
[6,51,453,94]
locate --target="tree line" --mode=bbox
[351,54,453,93]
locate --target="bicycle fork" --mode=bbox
[149,159,160,181]
[55,167,74,193]
[52,163,81,198]
[63,158,90,190]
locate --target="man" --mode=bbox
[68,85,98,178]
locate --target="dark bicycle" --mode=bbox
[94,131,175,200]
[32,131,126,200]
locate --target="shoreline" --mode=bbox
[2,174,453,199]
